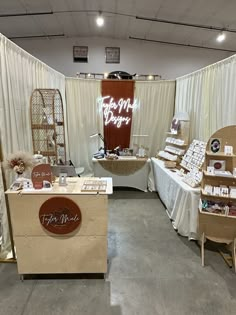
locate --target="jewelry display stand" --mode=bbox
[181,140,207,188]
[157,112,190,166]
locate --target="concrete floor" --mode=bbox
[0,189,236,315]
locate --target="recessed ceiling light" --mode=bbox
[96,13,104,27]
[216,32,226,42]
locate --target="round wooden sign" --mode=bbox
[39,197,82,234]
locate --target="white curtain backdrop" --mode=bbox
[131,80,176,157]
[65,78,102,174]
[175,54,236,142]
[0,33,66,258]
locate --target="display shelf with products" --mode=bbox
[30,89,66,165]
[178,140,206,188]
[165,137,187,147]
[198,125,236,271]
[206,151,236,157]
[180,140,207,172]
[157,112,190,164]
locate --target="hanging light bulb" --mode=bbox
[216,32,226,42]
[96,12,104,27]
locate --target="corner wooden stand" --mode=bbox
[199,125,236,271]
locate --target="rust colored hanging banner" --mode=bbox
[101,80,135,150]
[39,197,82,234]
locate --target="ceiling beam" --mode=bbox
[0,11,53,17]
[136,16,236,34]
[9,34,65,40]
[129,36,236,53]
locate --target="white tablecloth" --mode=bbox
[93,158,150,192]
[151,158,200,239]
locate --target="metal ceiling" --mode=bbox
[1,0,236,52]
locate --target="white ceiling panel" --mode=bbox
[16,0,52,12]
[33,15,64,35]
[0,16,41,37]
[1,0,236,52]
[129,20,151,39]
[48,0,68,11]
[54,12,80,37]
[0,0,23,12]
[134,0,163,17]
[113,15,133,40]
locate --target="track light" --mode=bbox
[96,12,104,27]
[216,32,226,42]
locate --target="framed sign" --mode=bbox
[73,46,88,63]
[105,47,120,63]
[31,164,52,189]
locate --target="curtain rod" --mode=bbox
[129,36,236,53]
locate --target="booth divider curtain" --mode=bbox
[65,78,102,174]
[131,80,176,157]
[0,33,66,259]
[175,54,236,141]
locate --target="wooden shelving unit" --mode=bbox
[30,89,66,164]
[199,125,236,271]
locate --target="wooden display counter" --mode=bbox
[5,177,112,277]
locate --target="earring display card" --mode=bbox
[224,145,233,155]
[182,168,203,188]
[209,138,221,153]
[81,179,107,192]
[180,139,207,171]
[209,160,226,171]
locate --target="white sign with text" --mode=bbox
[97,96,140,128]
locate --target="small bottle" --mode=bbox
[59,174,67,186]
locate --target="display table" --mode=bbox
[5,177,112,276]
[93,157,150,192]
[151,158,200,239]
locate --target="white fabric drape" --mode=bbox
[0,164,11,259]
[131,80,176,157]
[65,78,102,174]
[175,54,236,141]
[0,33,65,258]
[0,34,66,157]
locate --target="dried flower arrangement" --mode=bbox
[4,151,33,175]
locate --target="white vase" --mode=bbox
[15,173,26,182]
